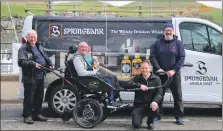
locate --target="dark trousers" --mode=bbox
[157,73,184,119]
[132,104,156,128]
[22,79,44,118]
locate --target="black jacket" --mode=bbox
[122,72,163,105]
[18,42,52,84]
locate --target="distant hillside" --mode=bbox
[1,1,222,25]
[121,1,222,25]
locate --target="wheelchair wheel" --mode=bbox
[73,98,103,128]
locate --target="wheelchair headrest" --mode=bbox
[69,44,78,54]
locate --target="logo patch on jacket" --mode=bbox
[171,46,176,52]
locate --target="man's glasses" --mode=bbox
[164,29,173,32]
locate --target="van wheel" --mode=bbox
[48,84,80,116]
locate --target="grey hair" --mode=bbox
[26,29,37,37]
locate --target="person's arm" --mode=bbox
[150,42,162,71]
[18,47,35,68]
[151,77,163,104]
[119,76,141,89]
[39,44,53,66]
[73,56,97,76]
[173,40,185,72]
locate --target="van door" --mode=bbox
[174,21,222,104]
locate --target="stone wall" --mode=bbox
[1,16,24,43]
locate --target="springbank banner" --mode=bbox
[37,21,166,53]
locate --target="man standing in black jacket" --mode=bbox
[150,22,185,125]
[18,30,53,124]
[123,61,162,130]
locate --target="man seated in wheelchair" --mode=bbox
[71,41,123,107]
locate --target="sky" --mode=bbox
[196,1,222,9]
[54,1,222,9]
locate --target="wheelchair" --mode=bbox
[41,45,172,129]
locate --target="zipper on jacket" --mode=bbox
[28,48,36,83]
[167,43,169,51]
[141,76,149,86]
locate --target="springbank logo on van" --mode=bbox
[184,61,218,86]
[49,24,62,39]
[196,61,207,75]
[64,28,104,35]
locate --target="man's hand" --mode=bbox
[49,65,54,71]
[35,63,41,69]
[92,56,99,70]
[140,84,148,91]
[150,101,159,111]
[167,70,175,77]
[92,56,99,62]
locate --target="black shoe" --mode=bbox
[24,117,34,124]
[153,116,161,123]
[61,108,73,121]
[147,123,154,130]
[176,117,184,125]
[108,101,123,107]
[115,97,123,102]
[32,114,48,121]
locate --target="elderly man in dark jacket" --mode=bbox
[18,29,53,124]
[150,22,185,125]
[122,61,162,130]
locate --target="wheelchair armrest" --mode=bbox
[76,75,99,80]
[75,75,112,93]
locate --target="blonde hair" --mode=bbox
[141,60,150,66]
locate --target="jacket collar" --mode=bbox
[139,72,156,80]
[157,34,178,41]
[25,41,40,50]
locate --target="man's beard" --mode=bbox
[165,34,173,40]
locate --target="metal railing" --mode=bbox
[23,1,211,17]
[1,42,13,74]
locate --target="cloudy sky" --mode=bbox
[105,1,222,9]
[54,1,222,9]
[196,1,222,9]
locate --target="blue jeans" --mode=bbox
[99,76,115,103]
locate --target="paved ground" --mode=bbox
[1,103,222,130]
[1,81,222,130]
